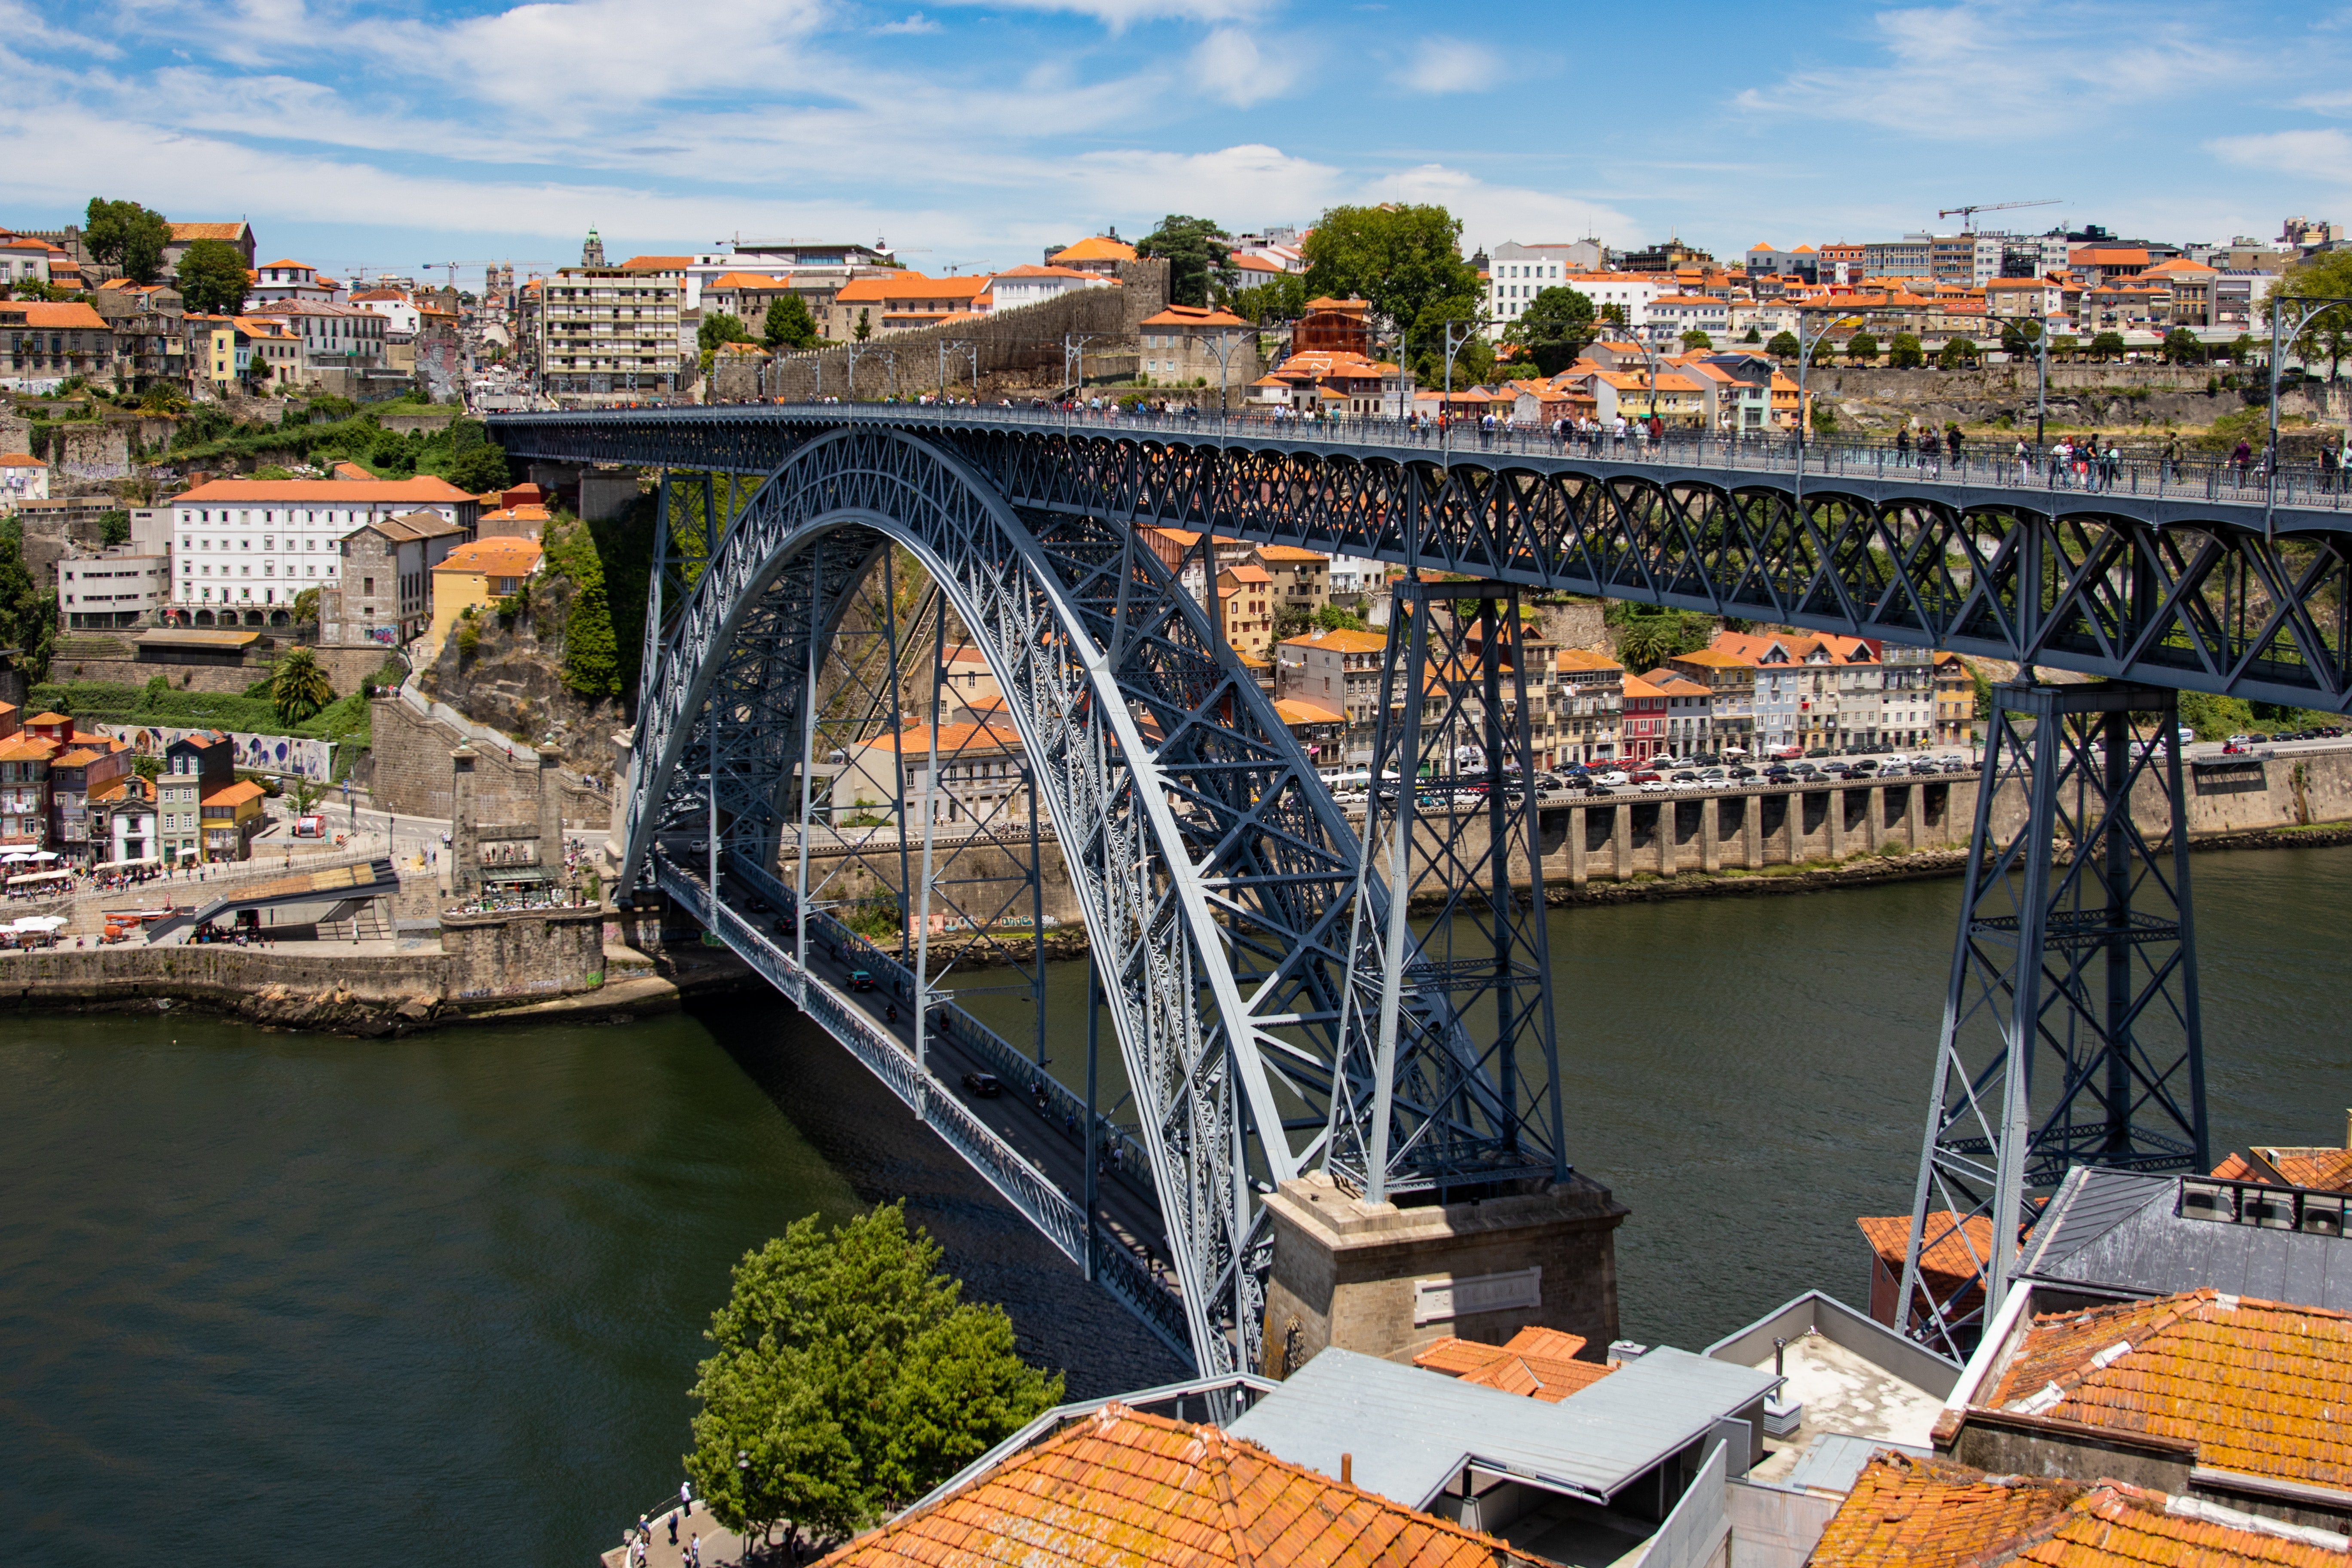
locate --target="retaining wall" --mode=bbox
[368,693,606,825]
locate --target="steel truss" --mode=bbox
[622,426,1517,1375]
[491,407,2352,714]
[1334,581,1565,1200]
[1897,681,2208,1361]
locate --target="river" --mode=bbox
[5,844,2349,1564]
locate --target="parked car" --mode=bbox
[1880,762,1909,777]
[1942,759,1971,774]
[1595,771,1629,787]
[1849,758,1879,775]
[1630,769,1662,784]
[847,970,876,992]
[1763,765,1795,783]
[1770,746,1805,760]
[1638,778,1670,793]
[1670,770,1701,784]
[1728,765,1758,780]
[1790,762,1819,778]
[961,1072,1003,1098]
[1820,763,1853,778]
[1586,784,1617,796]
[1805,747,1833,759]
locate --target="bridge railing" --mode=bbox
[659,856,1194,1362]
[720,854,1160,1199]
[683,398,2349,514]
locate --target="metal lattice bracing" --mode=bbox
[491,406,2352,714]
[1896,681,2208,1361]
[619,426,1476,1374]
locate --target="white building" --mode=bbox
[0,452,48,511]
[1483,241,1605,339]
[168,477,479,627]
[245,259,342,308]
[349,289,421,337]
[0,238,53,285]
[986,265,1114,312]
[242,302,386,377]
[1563,272,1671,331]
[59,548,170,629]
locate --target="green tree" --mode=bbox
[83,198,172,283]
[761,294,819,350]
[2281,250,2352,377]
[175,238,249,316]
[2090,331,2127,361]
[1999,318,2043,360]
[1937,336,1980,370]
[1889,332,1926,370]
[2049,334,2080,361]
[1766,330,1801,361]
[542,514,622,698]
[443,441,512,493]
[1300,203,1480,346]
[287,775,326,815]
[2162,327,2205,366]
[0,518,56,683]
[1846,331,1880,364]
[684,1203,1061,1552]
[1610,606,1713,672]
[1507,285,1597,375]
[2228,333,2258,367]
[1741,325,1762,344]
[269,646,335,726]
[699,312,751,352]
[99,510,130,547]
[291,586,320,625]
[1313,602,1364,632]
[1228,272,1308,326]
[853,308,873,342]
[1679,329,1713,352]
[1273,600,1313,641]
[1136,214,1236,307]
[1812,404,1838,435]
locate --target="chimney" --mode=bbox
[1340,1453,1352,1486]
[2343,1107,2351,1151]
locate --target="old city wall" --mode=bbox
[753,257,1171,402]
[368,694,604,825]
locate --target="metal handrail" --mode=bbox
[497,399,2352,517]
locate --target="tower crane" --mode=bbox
[1937,199,2061,233]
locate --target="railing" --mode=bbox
[721,852,1157,1199]
[658,854,1192,1363]
[543,398,2352,518]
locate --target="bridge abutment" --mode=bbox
[1259,1170,1628,1376]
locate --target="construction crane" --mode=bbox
[1937,199,2061,233]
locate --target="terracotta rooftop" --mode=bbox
[1049,236,1137,263]
[1411,1326,1615,1403]
[814,1402,1516,1568]
[1812,1452,2345,1568]
[1986,1289,2352,1492]
[177,477,475,504]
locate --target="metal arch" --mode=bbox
[624,426,1415,1375]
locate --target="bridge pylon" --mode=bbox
[1897,679,2209,1361]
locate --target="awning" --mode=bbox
[6,870,73,886]
[95,857,162,871]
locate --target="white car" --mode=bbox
[1638,778,1670,793]
[1595,770,1629,787]
[1883,754,1909,768]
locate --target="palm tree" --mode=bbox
[271,647,335,726]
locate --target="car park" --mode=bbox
[1821,762,1852,778]
[1880,761,1908,776]
[1942,758,1971,773]
[1762,765,1795,782]
[1670,769,1701,784]
[1849,758,1879,775]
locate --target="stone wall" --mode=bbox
[368,694,606,826]
[439,905,606,1002]
[54,424,132,479]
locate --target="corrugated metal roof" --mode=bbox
[2019,1167,2352,1313]
[1226,1345,1775,1510]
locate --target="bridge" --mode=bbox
[492,402,2350,1374]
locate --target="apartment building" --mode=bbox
[58,546,170,629]
[242,301,385,381]
[1253,545,1329,619]
[169,477,479,627]
[1274,627,1387,765]
[158,732,234,864]
[1,300,113,393]
[1137,304,1258,393]
[828,272,993,339]
[1217,564,1275,660]
[1666,647,1757,755]
[536,266,684,400]
[322,511,468,649]
[1551,648,1623,763]
[1483,241,1604,337]
[1880,645,1934,748]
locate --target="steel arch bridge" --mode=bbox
[492,403,2352,1374]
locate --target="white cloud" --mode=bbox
[1072,143,1340,225]
[876,10,941,31]
[1191,28,1295,107]
[1391,36,1498,95]
[2210,128,2352,186]
[930,0,1267,26]
[1362,164,1642,252]
[1737,0,2253,141]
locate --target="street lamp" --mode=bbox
[1436,315,1492,468]
[2264,291,2352,539]
[1063,332,1102,399]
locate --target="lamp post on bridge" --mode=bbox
[2264,292,2352,539]
[937,338,977,404]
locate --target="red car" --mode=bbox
[1630,769,1663,784]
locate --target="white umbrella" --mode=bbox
[0,851,31,864]
[12,915,67,933]
[28,850,59,861]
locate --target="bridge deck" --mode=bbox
[655,852,1194,1363]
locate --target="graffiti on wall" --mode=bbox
[96,725,340,780]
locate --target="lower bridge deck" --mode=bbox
[652,851,1194,1363]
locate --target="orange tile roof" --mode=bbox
[1815,1453,2343,1568]
[708,271,787,290]
[835,273,992,303]
[1412,1326,1614,1403]
[168,222,249,242]
[23,712,71,726]
[2,300,107,330]
[202,780,266,808]
[1222,564,1270,584]
[1271,697,1344,725]
[0,452,46,468]
[1254,545,1326,563]
[1671,647,1752,668]
[433,539,544,576]
[1809,1454,2092,1568]
[1049,236,1137,263]
[815,1402,1511,1568]
[2248,1145,2352,1191]
[1279,628,1386,653]
[856,720,1023,756]
[0,737,55,763]
[1556,648,1622,672]
[1139,303,1250,329]
[1986,1290,2352,1491]
[619,255,693,271]
[1859,1210,1996,1281]
[177,477,475,504]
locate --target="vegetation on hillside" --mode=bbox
[28,675,371,748]
[0,517,58,683]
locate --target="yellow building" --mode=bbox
[427,538,543,660]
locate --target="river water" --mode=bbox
[5,845,2349,1565]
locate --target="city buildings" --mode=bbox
[57,545,170,629]
[169,477,481,627]
[1483,240,1603,335]
[1274,627,1387,765]
[323,511,468,650]
[532,265,683,401]
[425,537,544,659]
[827,271,993,337]
[0,451,47,510]
[1136,303,1256,394]
[158,732,233,865]
[1551,648,1624,763]
[1,299,112,392]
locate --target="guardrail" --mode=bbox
[720,853,1157,1199]
[658,855,1192,1363]
[604,399,2352,517]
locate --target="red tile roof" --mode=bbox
[1411,1326,1614,1403]
[177,477,474,504]
[1987,1290,2352,1491]
[816,1402,1514,1568]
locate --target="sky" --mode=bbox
[0,0,2345,289]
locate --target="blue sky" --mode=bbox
[1,0,2343,288]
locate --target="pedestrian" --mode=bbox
[689,1534,702,1568]
[670,1511,680,1545]
[1895,427,1911,466]
[2162,432,2181,485]
[2233,437,2253,486]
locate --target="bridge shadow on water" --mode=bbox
[681,989,1190,1398]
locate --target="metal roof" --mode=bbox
[1226,1345,1775,1510]
[2017,1166,2352,1312]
